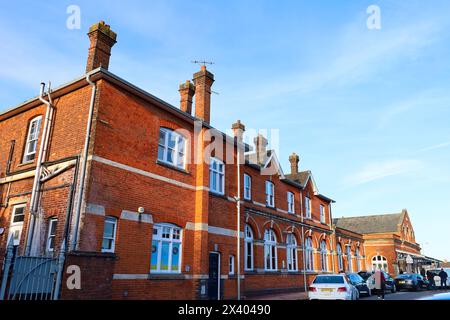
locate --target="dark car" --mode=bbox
[358,271,373,282]
[347,273,371,297]
[395,274,427,291]
[364,271,397,294]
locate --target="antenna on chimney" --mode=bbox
[191,60,215,67]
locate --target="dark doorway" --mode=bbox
[208,252,220,300]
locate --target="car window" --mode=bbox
[313,276,345,284]
[397,275,413,279]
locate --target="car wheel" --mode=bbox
[391,285,396,293]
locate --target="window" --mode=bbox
[209,158,225,195]
[23,116,42,163]
[229,255,235,275]
[346,246,352,272]
[305,196,311,219]
[287,192,295,214]
[305,237,314,271]
[286,234,298,271]
[371,255,388,272]
[264,229,277,271]
[46,218,58,253]
[265,181,275,208]
[244,225,254,271]
[337,244,343,271]
[320,240,328,272]
[157,128,186,169]
[151,224,182,273]
[101,217,117,253]
[320,205,325,223]
[8,204,26,246]
[244,174,252,200]
[355,248,362,272]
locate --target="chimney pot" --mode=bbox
[193,66,214,124]
[179,80,195,114]
[86,21,117,73]
[289,153,300,175]
[232,120,246,143]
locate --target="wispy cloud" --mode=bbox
[345,159,423,186]
[417,141,450,153]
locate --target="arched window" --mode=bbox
[320,240,328,272]
[286,233,298,271]
[372,255,388,272]
[355,247,362,272]
[264,229,277,271]
[244,225,254,271]
[346,246,352,272]
[151,223,183,273]
[337,244,343,271]
[305,237,314,271]
[23,116,42,163]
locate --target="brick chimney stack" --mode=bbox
[289,153,300,175]
[179,80,195,115]
[193,66,215,124]
[232,120,246,143]
[86,21,117,73]
[254,134,268,164]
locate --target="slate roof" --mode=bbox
[286,171,311,187]
[333,212,406,234]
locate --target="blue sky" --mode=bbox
[1,0,449,260]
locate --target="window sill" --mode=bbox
[156,160,190,175]
[18,161,34,167]
[209,191,227,200]
[148,273,185,280]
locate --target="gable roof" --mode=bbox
[286,170,319,193]
[245,149,285,179]
[334,211,406,234]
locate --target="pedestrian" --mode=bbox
[426,270,436,290]
[438,268,448,289]
[374,269,386,300]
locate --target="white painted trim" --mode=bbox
[85,203,105,216]
[121,210,153,224]
[185,222,208,231]
[185,222,244,238]
[89,155,208,192]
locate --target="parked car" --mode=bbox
[358,271,373,282]
[427,268,450,288]
[395,274,427,291]
[308,274,360,300]
[366,271,397,294]
[346,273,371,297]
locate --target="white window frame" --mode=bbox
[265,181,275,208]
[151,223,183,274]
[287,192,295,214]
[346,246,352,272]
[209,157,225,195]
[46,217,58,253]
[244,224,254,271]
[371,255,388,272]
[8,204,26,246]
[101,216,117,253]
[264,229,278,271]
[305,196,311,219]
[320,240,328,272]
[157,127,187,169]
[229,255,235,275]
[320,204,325,223]
[23,116,42,163]
[286,234,298,272]
[243,174,252,200]
[337,244,343,271]
[305,237,314,272]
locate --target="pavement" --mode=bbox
[248,289,450,301]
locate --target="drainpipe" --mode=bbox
[236,140,241,300]
[71,74,97,251]
[24,82,54,256]
[300,191,308,292]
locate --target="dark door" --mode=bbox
[208,252,220,300]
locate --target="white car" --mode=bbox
[308,274,360,300]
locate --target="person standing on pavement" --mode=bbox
[374,269,386,300]
[426,270,436,290]
[438,268,448,289]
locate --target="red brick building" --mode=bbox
[1,21,373,300]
